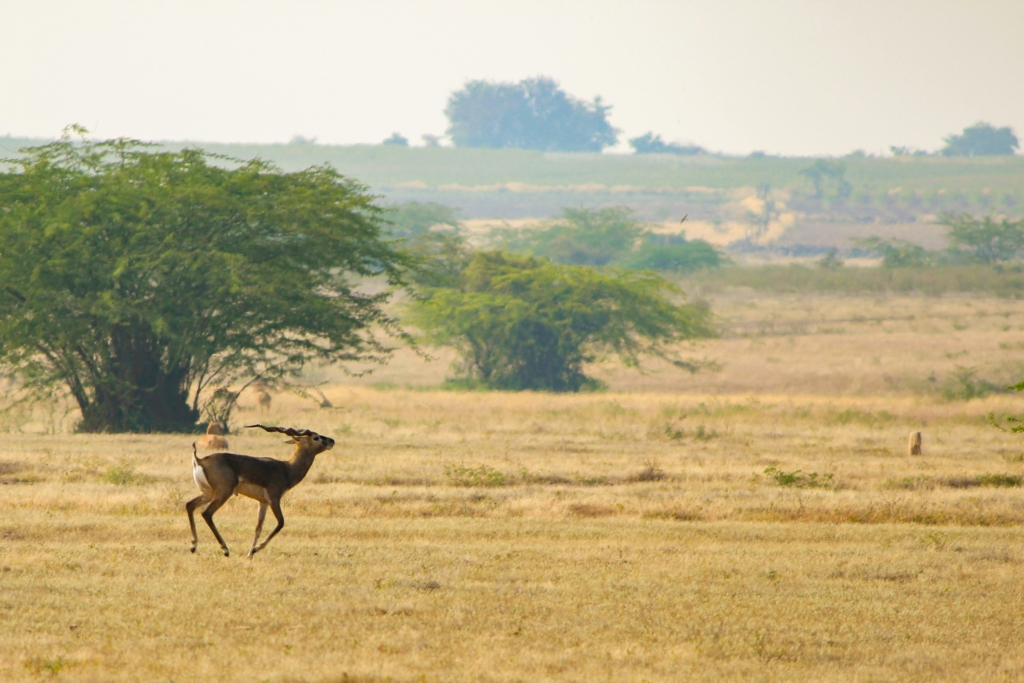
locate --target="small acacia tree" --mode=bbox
[0,132,407,432]
[942,213,1024,264]
[411,251,714,391]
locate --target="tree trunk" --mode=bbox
[75,324,198,432]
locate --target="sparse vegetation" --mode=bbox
[103,461,138,486]
[444,463,508,487]
[763,467,834,488]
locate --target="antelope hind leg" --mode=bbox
[201,492,234,557]
[185,491,213,553]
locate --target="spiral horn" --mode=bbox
[245,424,313,438]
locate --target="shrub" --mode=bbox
[764,467,833,489]
[444,464,508,488]
[629,132,703,155]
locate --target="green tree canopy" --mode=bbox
[0,133,407,432]
[941,122,1019,157]
[444,77,619,152]
[411,251,714,392]
[942,213,1024,264]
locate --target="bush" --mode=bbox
[763,467,833,489]
[444,464,508,487]
[629,132,703,155]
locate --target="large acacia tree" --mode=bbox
[0,133,407,432]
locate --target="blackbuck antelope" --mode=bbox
[186,424,335,558]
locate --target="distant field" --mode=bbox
[304,285,1024,397]
[4,137,1022,224]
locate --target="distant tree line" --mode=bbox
[891,122,1019,157]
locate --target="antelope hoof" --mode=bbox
[190,546,196,554]
[223,549,230,557]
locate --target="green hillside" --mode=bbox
[5,136,1022,193]
[3,137,1022,228]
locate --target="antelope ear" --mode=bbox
[284,438,298,444]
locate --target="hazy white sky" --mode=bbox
[2,0,1021,156]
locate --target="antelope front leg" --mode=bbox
[250,499,285,557]
[248,503,268,559]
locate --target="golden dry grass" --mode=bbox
[3,291,1024,681]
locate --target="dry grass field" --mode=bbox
[3,290,1024,682]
